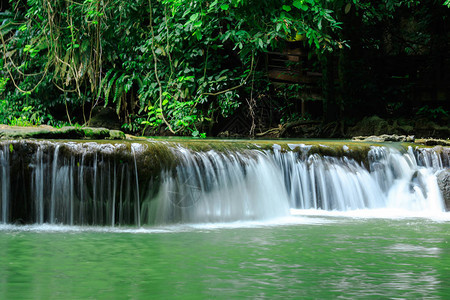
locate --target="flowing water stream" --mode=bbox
[0,140,447,225]
[0,139,448,298]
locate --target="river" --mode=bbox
[0,139,448,298]
[0,213,449,299]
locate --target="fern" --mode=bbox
[114,85,125,115]
[97,69,114,99]
[104,71,120,106]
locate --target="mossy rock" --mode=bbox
[0,125,126,140]
[79,127,110,139]
[108,130,126,140]
[348,116,390,136]
[0,125,57,139]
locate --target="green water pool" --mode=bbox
[0,215,449,299]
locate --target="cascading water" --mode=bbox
[276,145,445,213]
[0,144,10,223]
[275,150,385,210]
[0,140,447,225]
[414,146,449,171]
[368,146,444,211]
[142,147,290,224]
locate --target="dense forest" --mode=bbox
[0,0,449,138]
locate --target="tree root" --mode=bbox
[256,120,320,138]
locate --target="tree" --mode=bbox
[1,0,344,135]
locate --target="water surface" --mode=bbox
[1,214,449,299]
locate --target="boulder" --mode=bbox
[0,125,58,139]
[436,169,450,211]
[89,107,121,130]
[348,116,390,136]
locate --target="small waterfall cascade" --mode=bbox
[414,146,449,171]
[368,147,444,211]
[0,140,447,225]
[142,147,290,224]
[275,150,385,210]
[1,141,145,225]
[0,144,10,224]
[274,145,445,212]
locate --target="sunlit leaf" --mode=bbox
[293,0,308,11]
[190,13,199,22]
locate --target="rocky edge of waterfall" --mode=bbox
[0,126,449,212]
[352,134,450,146]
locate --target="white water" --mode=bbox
[0,141,447,225]
[143,147,290,224]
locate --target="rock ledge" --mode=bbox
[0,125,126,140]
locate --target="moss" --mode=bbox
[0,125,126,140]
[4,138,435,175]
[156,139,381,167]
[80,127,110,139]
[0,125,57,139]
[58,126,86,139]
[108,130,126,140]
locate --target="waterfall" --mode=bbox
[143,147,290,224]
[131,144,141,227]
[275,145,444,212]
[0,140,447,225]
[414,146,449,171]
[0,145,10,223]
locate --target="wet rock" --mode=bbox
[0,124,58,139]
[352,135,385,142]
[436,169,450,211]
[0,125,126,140]
[352,134,414,143]
[380,134,409,142]
[415,138,450,146]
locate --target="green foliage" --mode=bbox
[3,0,446,135]
[1,0,346,136]
[0,96,63,127]
[0,76,8,95]
[416,105,449,119]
